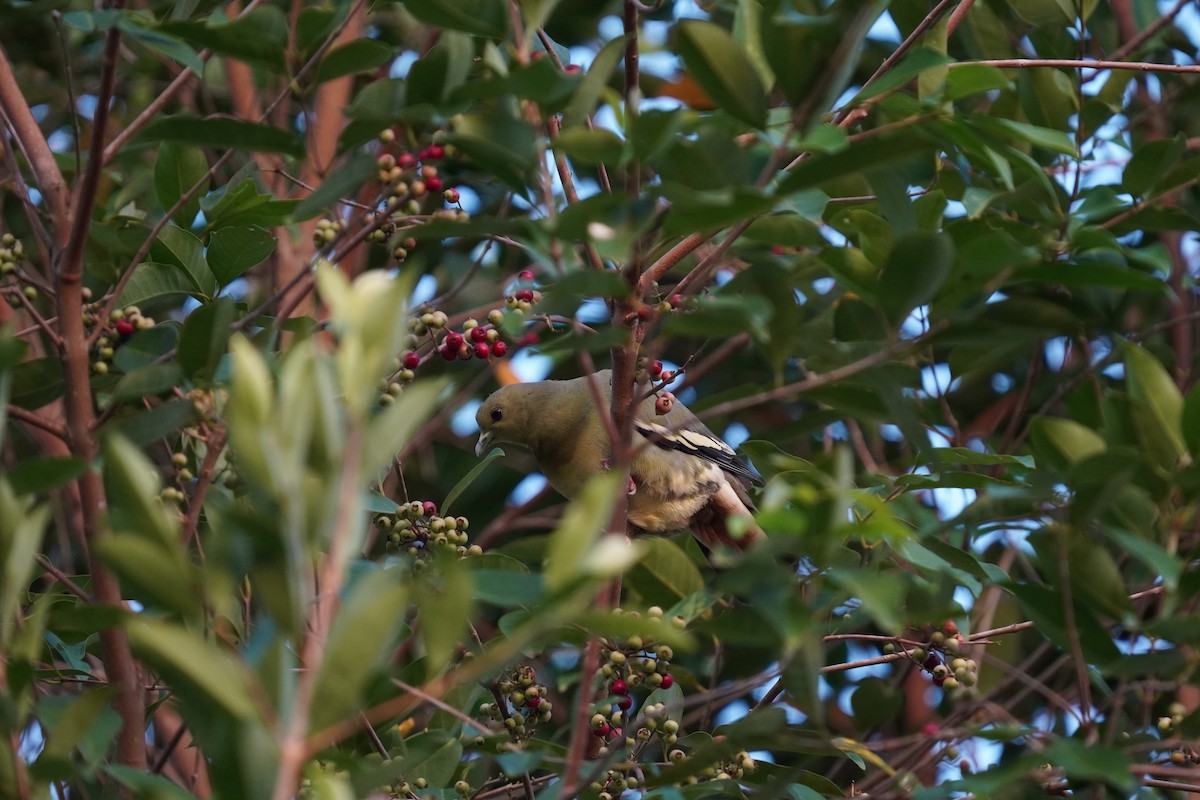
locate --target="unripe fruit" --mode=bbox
[444,188,460,203]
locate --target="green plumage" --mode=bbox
[475,370,763,552]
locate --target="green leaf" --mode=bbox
[1121,135,1187,197]
[553,127,626,165]
[206,225,277,286]
[316,38,394,82]
[675,20,767,129]
[178,297,236,385]
[563,36,625,128]
[140,116,304,158]
[445,112,538,190]
[403,0,507,38]
[116,262,207,308]
[544,472,623,594]
[775,131,930,196]
[876,231,955,325]
[159,7,288,71]
[395,731,464,788]
[1030,417,1106,466]
[1040,739,1134,791]
[310,566,407,731]
[849,47,951,104]
[625,538,705,606]
[126,617,258,719]
[8,357,65,410]
[0,482,50,649]
[96,535,203,618]
[154,143,209,226]
[1123,341,1185,466]
[469,568,543,606]
[6,457,88,495]
[443,448,505,514]
[110,362,185,404]
[827,566,905,632]
[151,223,217,295]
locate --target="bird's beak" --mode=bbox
[475,431,492,457]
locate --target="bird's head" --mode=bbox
[475,383,533,457]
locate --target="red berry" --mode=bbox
[922,722,939,736]
[444,331,464,349]
[636,305,654,320]
[421,144,445,160]
[425,176,443,193]
[660,370,675,383]
[771,245,786,255]
[470,326,488,342]
[943,620,958,636]
[473,343,490,359]
[648,360,663,377]
[668,293,684,308]
[440,345,457,361]
[933,675,946,687]
[526,696,542,709]
[397,152,417,169]
[515,288,534,302]
[617,695,633,710]
[564,64,582,75]
[518,332,539,348]
[491,341,508,357]
[518,269,535,281]
[660,674,674,689]
[443,188,460,204]
[403,351,420,369]
[422,501,438,516]
[592,723,610,738]
[611,679,628,695]
[115,320,135,337]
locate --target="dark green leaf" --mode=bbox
[110,363,185,404]
[6,457,88,495]
[206,226,277,285]
[316,38,394,82]
[877,231,955,324]
[178,297,236,385]
[154,143,209,226]
[675,20,767,128]
[403,0,507,38]
[8,358,65,410]
[139,116,304,158]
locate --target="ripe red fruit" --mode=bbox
[592,723,610,738]
[564,64,582,75]
[611,679,628,695]
[648,360,663,377]
[444,331,464,349]
[660,674,674,689]
[668,293,684,308]
[422,501,438,516]
[397,153,417,169]
[943,619,958,635]
[403,351,420,369]
[617,695,633,710]
[514,288,534,302]
[420,144,445,160]
[473,343,490,359]
[518,269,535,281]
[425,176,443,193]
[115,319,135,337]
[491,341,508,357]
[440,345,457,361]
[443,188,460,204]
[470,326,488,342]
[923,654,941,671]
[636,305,654,320]
[526,696,542,709]
[518,332,539,348]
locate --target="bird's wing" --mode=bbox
[633,419,761,485]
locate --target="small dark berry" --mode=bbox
[649,360,663,377]
[440,345,458,361]
[518,269,535,281]
[611,679,628,695]
[115,319,135,337]
[636,305,654,321]
[660,674,674,689]
[397,153,417,169]
[669,293,684,308]
[470,326,488,342]
[425,176,443,193]
[444,331,464,349]
[515,288,535,302]
[923,654,941,671]
[518,332,539,348]
[421,144,445,160]
[617,695,633,710]
[491,341,508,357]
[474,343,490,359]
[592,723,610,738]
[403,351,421,369]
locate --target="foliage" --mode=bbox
[1,0,1199,798]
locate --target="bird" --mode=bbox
[474,369,764,553]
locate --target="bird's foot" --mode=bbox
[600,459,638,495]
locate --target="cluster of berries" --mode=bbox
[88,304,155,375]
[885,620,978,696]
[374,500,479,564]
[477,665,554,745]
[0,233,26,280]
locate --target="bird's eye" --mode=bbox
[490,407,504,422]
